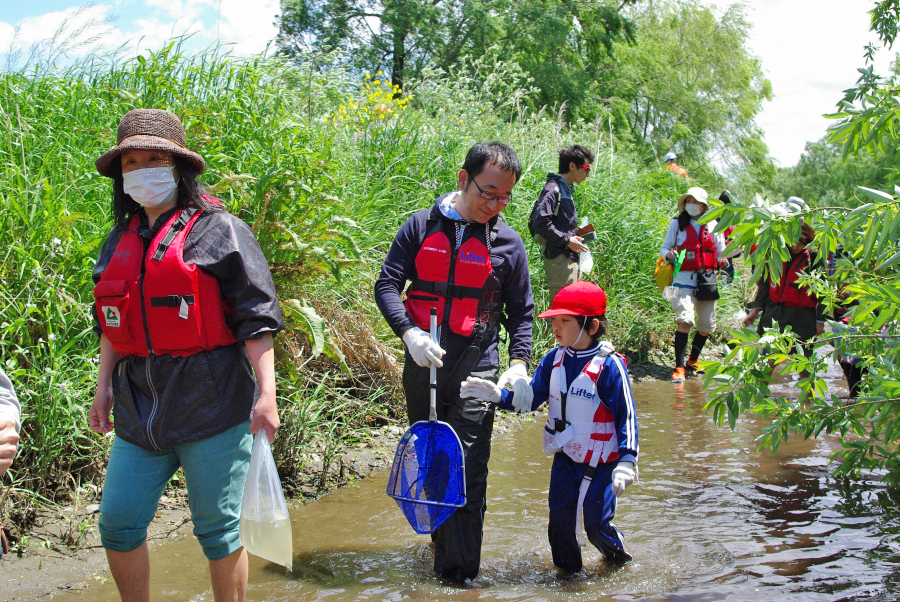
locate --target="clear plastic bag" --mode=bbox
[578,250,594,276]
[240,433,293,571]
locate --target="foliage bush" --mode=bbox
[0,40,696,522]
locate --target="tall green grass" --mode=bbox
[0,40,692,525]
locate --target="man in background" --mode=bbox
[528,144,595,298]
[664,151,689,179]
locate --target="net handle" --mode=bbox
[429,308,437,422]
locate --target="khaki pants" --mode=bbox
[668,286,717,332]
[543,253,580,300]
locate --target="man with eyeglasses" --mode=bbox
[375,141,534,582]
[528,144,595,298]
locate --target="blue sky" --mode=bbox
[1,1,894,167]
[0,1,281,61]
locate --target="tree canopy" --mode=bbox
[275,0,772,177]
[613,1,772,171]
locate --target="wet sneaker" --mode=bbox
[603,524,633,563]
[670,367,685,383]
[686,359,702,374]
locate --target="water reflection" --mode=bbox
[56,370,899,601]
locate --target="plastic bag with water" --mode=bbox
[240,433,293,571]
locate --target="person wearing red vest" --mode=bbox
[460,281,639,570]
[743,217,825,345]
[659,187,726,382]
[89,109,283,600]
[375,142,534,582]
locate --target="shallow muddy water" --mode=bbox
[59,361,900,601]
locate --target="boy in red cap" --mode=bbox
[461,281,639,570]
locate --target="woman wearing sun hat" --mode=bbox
[659,186,726,383]
[90,108,283,599]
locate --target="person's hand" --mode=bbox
[0,416,19,475]
[719,259,731,269]
[567,236,589,254]
[611,461,635,496]
[816,321,826,336]
[742,308,761,328]
[402,327,445,368]
[250,391,279,443]
[89,387,115,435]
[459,377,501,403]
[666,250,676,261]
[498,362,533,414]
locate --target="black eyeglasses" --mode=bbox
[468,177,511,205]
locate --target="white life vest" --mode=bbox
[542,346,619,466]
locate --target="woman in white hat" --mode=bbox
[659,186,726,383]
[90,108,284,599]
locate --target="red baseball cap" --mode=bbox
[537,281,607,318]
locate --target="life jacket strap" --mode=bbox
[151,209,193,261]
[150,294,195,307]
[413,279,498,302]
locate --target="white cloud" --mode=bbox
[0,1,279,68]
[214,0,280,56]
[0,4,118,62]
[144,0,214,23]
[710,0,895,167]
[124,16,208,55]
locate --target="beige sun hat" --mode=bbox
[95,108,205,178]
[677,186,709,212]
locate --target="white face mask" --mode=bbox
[685,203,704,217]
[123,167,178,208]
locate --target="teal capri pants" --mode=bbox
[98,421,253,560]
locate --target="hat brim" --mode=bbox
[95,134,205,178]
[537,308,582,319]
[678,194,709,212]
[537,308,606,318]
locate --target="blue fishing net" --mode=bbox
[386,420,466,534]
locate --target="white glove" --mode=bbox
[459,377,501,403]
[402,327,445,368]
[498,362,533,414]
[611,461,635,496]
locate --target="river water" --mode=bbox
[60,362,900,601]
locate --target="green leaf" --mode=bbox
[857,187,894,202]
[284,299,325,357]
[847,202,876,219]
[879,249,900,270]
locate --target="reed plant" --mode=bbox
[0,37,699,536]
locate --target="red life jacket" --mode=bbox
[404,213,502,337]
[93,205,236,357]
[769,250,817,309]
[677,223,716,271]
